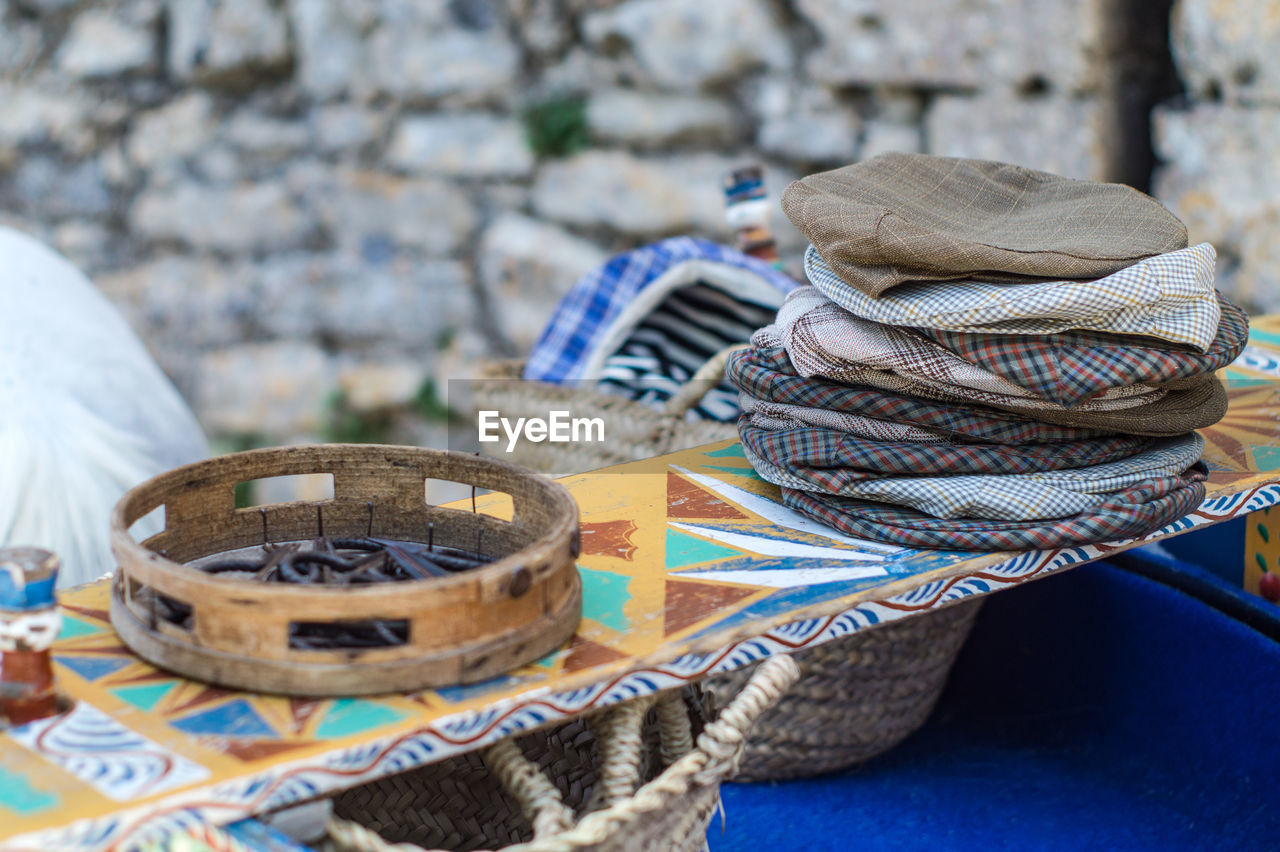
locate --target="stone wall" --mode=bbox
[1154,0,1280,312]
[0,0,1262,448]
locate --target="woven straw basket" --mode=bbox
[323,655,799,852]
[472,349,742,475]
[704,598,982,781]
[471,354,982,781]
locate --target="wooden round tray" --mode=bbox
[108,444,581,696]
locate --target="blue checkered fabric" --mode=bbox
[523,237,801,383]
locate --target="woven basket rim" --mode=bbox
[109,442,578,599]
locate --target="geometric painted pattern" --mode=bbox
[0,766,59,817]
[5,321,1280,851]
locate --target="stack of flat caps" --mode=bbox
[728,153,1246,551]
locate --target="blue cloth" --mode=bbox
[1112,520,1280,643]
[712,561,1280,851]
[523,237,800,383]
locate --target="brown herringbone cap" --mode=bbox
[782,153,1189,296]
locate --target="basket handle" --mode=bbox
[323,656,800,852]
[659,343,749,419]
[521,655,800,851]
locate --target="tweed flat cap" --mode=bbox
[782,153,1189,296]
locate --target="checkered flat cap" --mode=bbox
[781,465,1208,552]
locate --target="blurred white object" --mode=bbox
[263,798,333,844]
[0,227,209,588]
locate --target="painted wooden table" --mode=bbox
[6,320,1280,852]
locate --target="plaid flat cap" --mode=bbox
[727,346,1120,445]
[768,287,1163,411]
[795,355,1225,436]
[781,464,1208,551]
[749,322,1226,436]
[740,395,953,443]
[730,342,1226,437]
[914,292,1249,408]
[735,419,1152,481]
[806,242,1221,352]
[523,236,800,383]
[732,417,1152,481]
[742,427,1204,522]
[782,153,1188,296]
